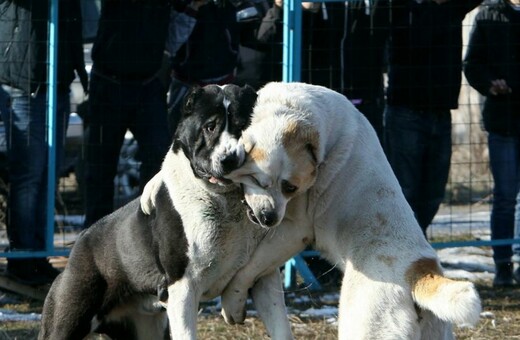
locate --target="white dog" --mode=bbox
[220,82,481,339]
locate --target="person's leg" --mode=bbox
[514,189,520,261]
[131,78,171,192]
[357,97,384,142]
[488,132,520,286]
[417,111,452,235]
[514,189,520,282]
[2,86,68,284]
[383,105,428,235]
[83,75,127,228]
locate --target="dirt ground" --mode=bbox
[1,278,520,340]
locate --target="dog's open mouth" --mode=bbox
[209,176,232,186]
[195,166,232,186]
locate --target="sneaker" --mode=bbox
[493,262,515,288]
[5,259,54,286]
[513,267,520,284]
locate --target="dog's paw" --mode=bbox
[221,305,247,325]
[221,288,248,325]
[140,172,162,215]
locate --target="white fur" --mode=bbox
[141,149,293,339]
[221,82,481,339]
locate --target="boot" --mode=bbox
[493,262,514,288]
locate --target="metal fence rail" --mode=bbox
[1,0,519,292]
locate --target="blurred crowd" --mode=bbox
[0,0,519,289]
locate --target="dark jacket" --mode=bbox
[91,0,171,80]
[343,0,389,102]
[172,1,240,83]
[247,3,347,92]
[387,0,482,110]
[464,0,520,136]
[0,0,87,94]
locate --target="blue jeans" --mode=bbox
[1,85,69,251]
[83,74,171,228]
[383,105,452,235]
[488,132,520,264]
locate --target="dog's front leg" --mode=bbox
[251,269,294,340]
[167,277,199,340]
[221,221,312,325]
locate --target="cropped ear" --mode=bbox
[181,85,203,117]
[282,120,320,166]
[237,84,258,114]
[306,142,318,165]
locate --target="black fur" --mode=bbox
[173,84,257,180]
[39,84,257,340]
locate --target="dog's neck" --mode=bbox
[163,149,239,195]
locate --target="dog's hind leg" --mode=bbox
[417,310,455,340]
[39,268,105,339]
[250,269,293,340]
[337,268,421,340]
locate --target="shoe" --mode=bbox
[5,258,59,286]
[493,262,515,288]
[513,267,520,284]
[34,258,61,281]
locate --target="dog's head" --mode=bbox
[172,84,257,185]
[225,106,319,228]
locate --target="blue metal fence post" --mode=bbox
[282,0,321,291]
[283,0,302,82]
[45,0,59,253]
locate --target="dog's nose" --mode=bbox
[221,154,239,174]
[260,210,277,227]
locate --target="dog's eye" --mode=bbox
[249,175,262,187]
[204,121,216,133]
[282,180,298,194]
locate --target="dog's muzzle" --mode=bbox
[242,199,278,228]
[220,153,243,175]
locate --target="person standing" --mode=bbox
[464,0,520,287]
[343,0,389,140]
[83,0,173,228]
[384,0,482,236]
[0,0,88,285]
[166,0,241,134]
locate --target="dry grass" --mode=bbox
[2,281,520,339]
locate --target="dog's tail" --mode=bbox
[407,258,481,326]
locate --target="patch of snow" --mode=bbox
[0,309,41,322]
[300,306,338,318]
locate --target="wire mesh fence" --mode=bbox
[0,0,516,261]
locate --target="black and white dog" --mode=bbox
[39,84,293,340]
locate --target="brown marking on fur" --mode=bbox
[281,120,319,152]
[406,258,448,299]
[377,255,397,267]
[249,145,266,162]
[281,119,319,196]
[302,237,312,245]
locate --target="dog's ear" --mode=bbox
[306,143,318,165]
[238,84,258,112]
[181,85,204,118]
[283,121,320,167]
